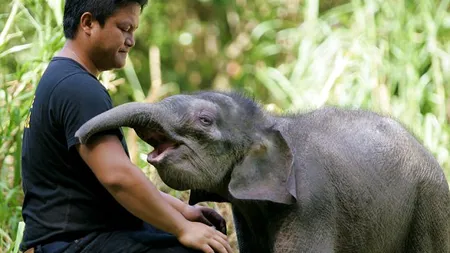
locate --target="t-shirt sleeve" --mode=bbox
[49,73,122,150]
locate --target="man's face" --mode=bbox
[89,3,141,71]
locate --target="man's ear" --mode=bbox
[79,12,95,36]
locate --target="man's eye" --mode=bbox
[199,116,213,126]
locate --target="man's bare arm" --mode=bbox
[76,134,188,236]
[76,134,231,253]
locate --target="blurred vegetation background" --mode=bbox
[1,0,449,252]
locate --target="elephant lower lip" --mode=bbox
[147,144,177,164]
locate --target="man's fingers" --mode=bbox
[206,226,231,253]
[208,237,229,253]
[205,209,225,223]
[214,233,232,253]
[216,229,228,240]
[201,244,214,253]
[198,214,214,227]
[219,220,227,235]
[212,215,227,234]
[180,222,230,253]
[202,209,227,234]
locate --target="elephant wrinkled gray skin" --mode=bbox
[75,91,450,253]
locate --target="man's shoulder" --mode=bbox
[36,58,81,87]
[46,57,98,83]
[41,57,105,96]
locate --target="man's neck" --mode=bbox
[57,40,100,77]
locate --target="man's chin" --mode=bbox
[114,61,126,69]
[113,55,127,69]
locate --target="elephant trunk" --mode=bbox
[75,102,163,144]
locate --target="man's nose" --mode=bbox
[125,35,135,48]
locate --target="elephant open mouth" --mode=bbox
[145,132,180,164]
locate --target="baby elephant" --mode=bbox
[76,91,450,253]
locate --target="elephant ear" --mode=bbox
[229,127,297,204]
[189,189,229,205]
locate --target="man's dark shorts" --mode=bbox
[33,224,202,253]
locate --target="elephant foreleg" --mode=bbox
[232,206,270,253]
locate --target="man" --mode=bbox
[20,1,232,252]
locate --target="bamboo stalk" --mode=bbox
[146,45,162,103]
[0,0,20,46]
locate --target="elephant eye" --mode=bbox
[198,115,213,126]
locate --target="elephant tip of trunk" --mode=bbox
[75,118,105,144]
[74,126,91,145]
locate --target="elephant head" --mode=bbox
[75,91,297,204]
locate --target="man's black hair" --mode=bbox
[63,0,148,39]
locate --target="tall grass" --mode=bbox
[0,0,64,251]
[254,0,450,177]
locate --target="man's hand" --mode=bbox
[182,205,227,235]
[177,221,232,253]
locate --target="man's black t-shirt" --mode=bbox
[20,57,143,250]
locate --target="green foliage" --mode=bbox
[1,0,449,252]
[0,0,64,250]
